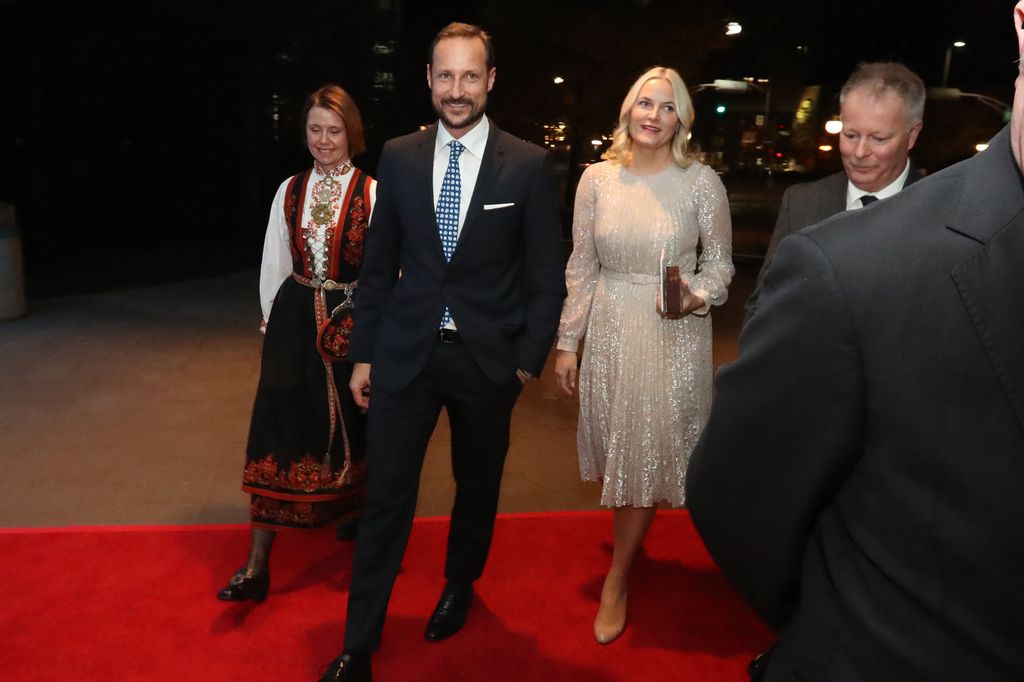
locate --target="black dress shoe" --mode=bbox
[424,582,473,641]
[336,517,360,541]
[319,651,372,682]
[216,567,269,603]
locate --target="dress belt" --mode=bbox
[600,268,660,285]
[291,273,357,295]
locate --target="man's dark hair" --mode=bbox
[429,22,495,70]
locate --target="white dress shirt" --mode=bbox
[432,116,490,240]
[846,160,911,210]
[259,168,377,325]
[432,116,490,329]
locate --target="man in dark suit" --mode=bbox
[319,22,566,682]
[744,62,925,320]
[686,5,1024,679]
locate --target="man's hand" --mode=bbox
[350,362,371,409]
[554,350,578,396]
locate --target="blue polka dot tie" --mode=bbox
[436,140,463,327]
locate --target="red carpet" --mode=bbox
[0,511,772,681]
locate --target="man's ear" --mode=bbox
[1016,1,1024,54]
[906,121,923,151]
[426,63,433,89]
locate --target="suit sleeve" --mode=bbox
[516,151,569,375]
[743,185,794,323]
[686,232,865,629]
[350,143,400,363]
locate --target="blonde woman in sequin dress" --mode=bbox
[554,67,733,644]
[217,85,377,604]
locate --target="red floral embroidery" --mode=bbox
[246,454,347,492]
[320,314,354,360]
[251,496,320,526]
[343,197,368,266]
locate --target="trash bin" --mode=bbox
[0,202,26,319]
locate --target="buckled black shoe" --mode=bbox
[216,567,270,603]
[319,651,372,682]
[424,582,473,641]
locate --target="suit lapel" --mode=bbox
[453,124,504,261]
[413,124,446,259]
[949,127,1024,433]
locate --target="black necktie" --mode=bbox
[860,195,878,207]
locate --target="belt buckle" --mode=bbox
[438,328,458,344]
[321,279,340,291]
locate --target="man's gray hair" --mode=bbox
[840,62,926,127]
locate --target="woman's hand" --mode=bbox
[554,350,579,396]
[657,280,706,319]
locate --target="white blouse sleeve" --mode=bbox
[258,180,294,327]
[556,165,600,353]
[367,178,377,221]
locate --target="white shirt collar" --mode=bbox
[434,116,490,160]
[846,160,911,209]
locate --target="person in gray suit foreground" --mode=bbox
[686,4,1024,679]
[744,62,925,321]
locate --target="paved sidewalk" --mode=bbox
[0,271,592,527]
[0,263,752,528]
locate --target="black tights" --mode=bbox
[245,528,276,576]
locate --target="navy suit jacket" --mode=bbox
[349,121,566,392]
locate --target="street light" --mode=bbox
[694,78,771,129]
[942,41,966,88]
[825,119,843,134]
[928,87,1010,120]
[553,76,564,85]
[726,21,742,36]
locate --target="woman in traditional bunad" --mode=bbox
[218,84,376,603]
[554,67,734,643]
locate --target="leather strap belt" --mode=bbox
[291,273,357,295]
[437,328,461,344]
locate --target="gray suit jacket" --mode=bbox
[687,127,1024,680]
[744,165,920,320]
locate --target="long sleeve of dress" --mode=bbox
[556,166,600,352]
[687,165,734,309]
[259,181,294,327]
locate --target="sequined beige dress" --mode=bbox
[557,160,733,507]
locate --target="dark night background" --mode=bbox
[0,0,1014,298]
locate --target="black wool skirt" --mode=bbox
[241,277,367,528]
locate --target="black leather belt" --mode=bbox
[437,328,461,344]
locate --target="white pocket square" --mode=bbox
[483,202,515,210]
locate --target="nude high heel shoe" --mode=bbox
[593,591,627,644]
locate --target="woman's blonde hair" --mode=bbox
[603,66,695,168]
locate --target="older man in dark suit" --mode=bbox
[686,4,1024,680]
[744,62,925,320]
[319,22,566,682]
